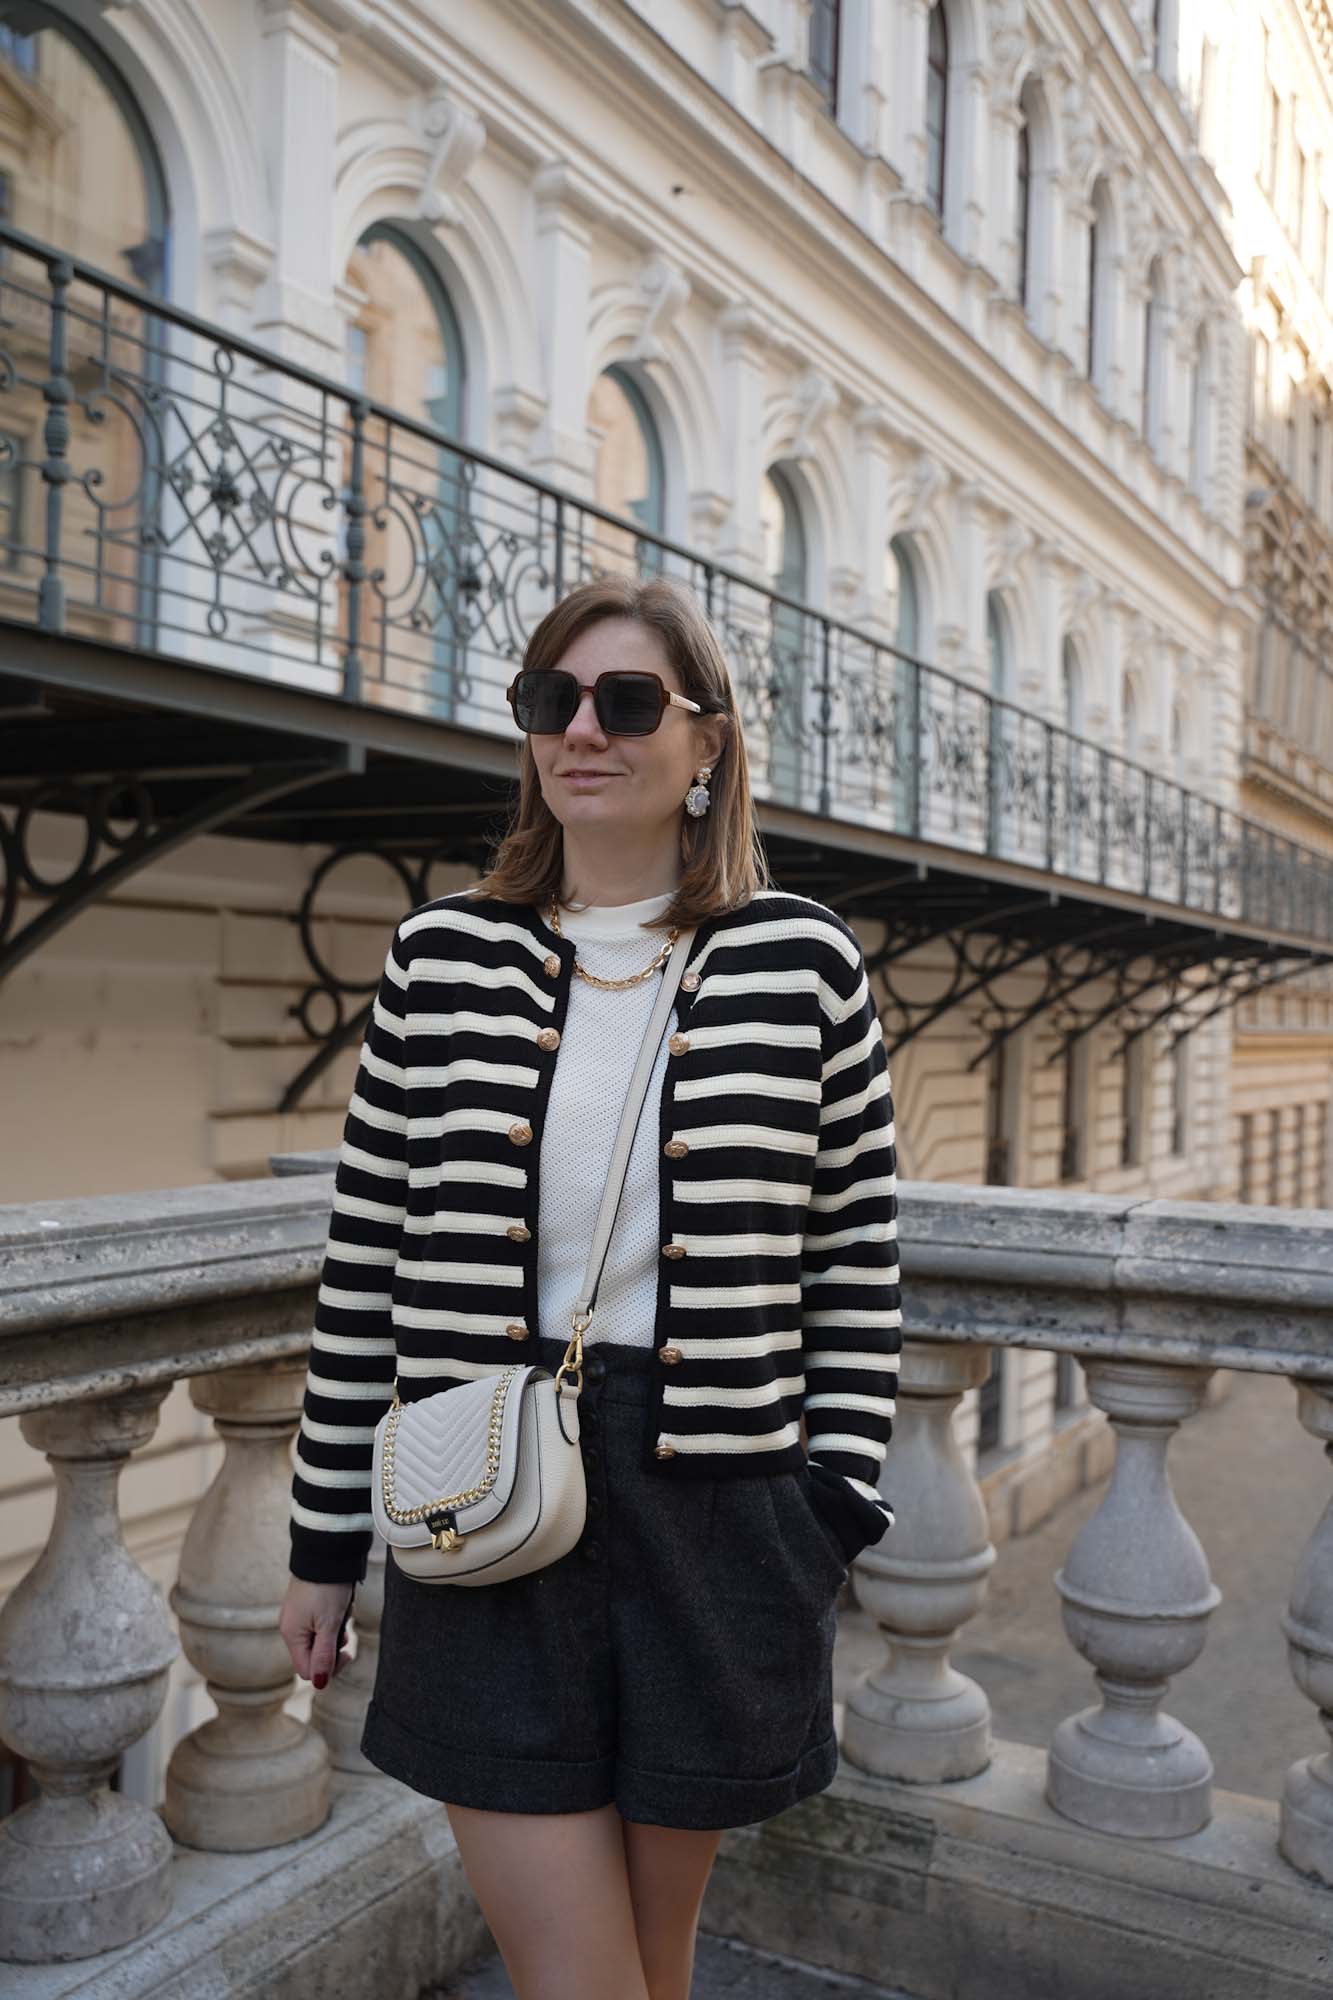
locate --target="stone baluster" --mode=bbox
[0,1388,177,1964]
[1279,1377,1333,1886]
[163,1359,330,1850]
[841,1340,997,1781]
[1047,1358,1220,1837]
[311,1535,385,1773]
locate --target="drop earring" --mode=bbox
[684,765,712,817]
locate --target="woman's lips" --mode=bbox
[561,771,618,786]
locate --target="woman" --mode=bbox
[280,574,902,2000]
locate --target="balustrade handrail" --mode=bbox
[2,220,1333,946]
[3,1173,1331,1424]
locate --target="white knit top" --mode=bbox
[537,889,677,1350]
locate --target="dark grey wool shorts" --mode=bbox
[360,1335,848,1830]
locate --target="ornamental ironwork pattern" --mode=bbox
[0,221,1330,948]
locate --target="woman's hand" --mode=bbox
[280,1577,355,1690]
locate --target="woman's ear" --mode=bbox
[698,711,730,770]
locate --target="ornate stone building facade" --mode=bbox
[1193,0,1333,1208]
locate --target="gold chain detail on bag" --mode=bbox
[380,1367,518,1525]
[547,900,679,989]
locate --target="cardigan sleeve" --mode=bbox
[799,925,902,1561]
[289,921,411,1586]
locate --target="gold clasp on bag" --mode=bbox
[430,1523,464,1553]
[554,1311,590,1394]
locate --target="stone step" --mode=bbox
[431,1932,916,1997]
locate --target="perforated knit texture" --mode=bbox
[537,892,677,1350]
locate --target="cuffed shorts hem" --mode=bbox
[362,1699,838,1831]
[362,1698,615,1815]
[615,1731,839,1831]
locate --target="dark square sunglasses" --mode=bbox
[506,667,702,737]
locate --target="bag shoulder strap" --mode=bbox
[572,926,696,1324]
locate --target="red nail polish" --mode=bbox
[313,1672,328,1690]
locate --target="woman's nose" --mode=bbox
[564,686,607,741]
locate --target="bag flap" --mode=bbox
[378,1366,535,1538]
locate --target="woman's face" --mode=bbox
[530,616,725,844]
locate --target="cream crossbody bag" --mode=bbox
[371,926,696,1586]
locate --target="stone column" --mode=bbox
[312,1536,386,1775]
[839,0,891,156]
[714,303,771,578]
[1279,1377,1333,1887]
[254,0,344,374]
[164,1359,330,1851]
[0,1388,177,1964]
[841,1340,997,1782]
[891,0,931,198]
[529,163,600,497]
[1047,1357,1220,1838]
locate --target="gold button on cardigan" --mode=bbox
[289,888,902,1588]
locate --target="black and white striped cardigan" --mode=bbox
[289,887,902,1585]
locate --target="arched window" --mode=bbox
[1188,325,1210,498]
[987,592,1014,855]
[590,363,665,534]
[343,224,470,715]
[1087,178,1112,389]
[1062,637,1085,736]
[0,12,171,650]
[1016,115,1032,308]
[889,534,921,655]
[346,225,466,434]
[925,3,949,221]
[808,0,841,116]
[1153,0,1178,83]
[987,593,1005,692]
[759,464,810,806]
[0,8,170,291]
[760,464,808,605]
[1142,258,1167,452]
[1122,673,1141,760]
[1310,400,1324,513]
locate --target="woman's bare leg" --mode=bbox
[621,1819,725,2000]
[445,1801,651,2000]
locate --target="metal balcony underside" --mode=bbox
[0,223,1329,1106]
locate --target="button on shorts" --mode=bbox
[360,1334,848,1830]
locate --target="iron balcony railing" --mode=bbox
[0,221,1330,946]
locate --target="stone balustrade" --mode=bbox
[0,1172,1329,1992]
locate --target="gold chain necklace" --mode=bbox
[547,900,680,990]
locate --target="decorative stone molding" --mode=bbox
[993,513,1036,586]
[786,365,838,460]
[900,446,950,534]
[627,254,691,363]
[416,90,486,228]
[492,381,547,459]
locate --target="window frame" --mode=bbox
[925,2,949,222]
[1016,115,1032,309]
[807,0,841,117]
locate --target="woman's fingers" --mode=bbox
[280,1580,354,1685]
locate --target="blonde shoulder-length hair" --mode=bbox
[470,574,770,928]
